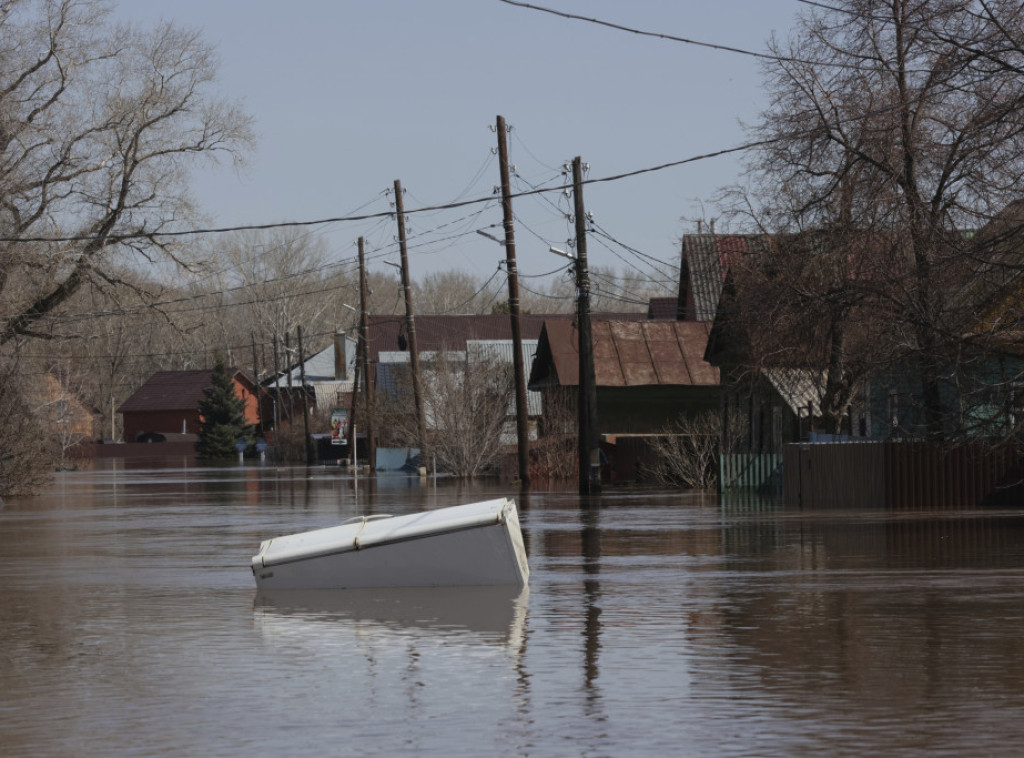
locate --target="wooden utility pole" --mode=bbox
[284,330,294,424]
[572,156,601,495]
[346,237,376,473]
[272,334,281,428]
[358,237,377,472]
[394,180,430,472]
[497,115,531,488]
[297,325,314,464]
[251,332,263,438]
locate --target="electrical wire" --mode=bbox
[497,0,871,70]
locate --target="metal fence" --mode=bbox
[782,441,1024,509]
[720,453,783,495]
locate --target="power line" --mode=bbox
[0,139,770,246]
[495,0,870,70]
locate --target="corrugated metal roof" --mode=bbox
[312,384,350,410]
[531,319,719,388]
[681,234,769,322]
[269,336,357,388]
[765,369,825,417]
[118,369,252,413]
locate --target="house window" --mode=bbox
[888,391,899,435]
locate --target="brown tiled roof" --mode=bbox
[118,369,251,413]
[530,319,719,388]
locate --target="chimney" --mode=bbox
[334,331,346,380]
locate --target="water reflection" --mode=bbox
[719,506,1024,570]
[254,585,529,650]
[580,506,603,718]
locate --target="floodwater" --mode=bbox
[3,465,1024,757]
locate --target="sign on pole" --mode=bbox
[330,409,348,445]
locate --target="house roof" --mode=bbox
[679,234,768,322]
[765,369,824,417]
[365,311,645,365]
[269,335,357,389]
[529,319,719,388]
[118,369,252,413]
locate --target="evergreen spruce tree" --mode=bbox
[196,358,252,460]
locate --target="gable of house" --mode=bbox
[266,334,358,417]
[678,234,769,323]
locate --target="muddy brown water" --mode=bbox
[2,464,1024,757]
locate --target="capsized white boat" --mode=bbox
[251,498,529,589]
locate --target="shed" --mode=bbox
[528,319,720,435]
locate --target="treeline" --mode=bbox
[7,220,668,487]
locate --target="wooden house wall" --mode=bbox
[866,355,1024,440]
[537,385,721,437]
[598,386,720,435]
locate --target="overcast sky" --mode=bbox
[114,1,803,307]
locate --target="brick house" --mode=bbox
[118,369,259,442]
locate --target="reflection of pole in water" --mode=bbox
[580,506,602,697]
[517,492,533,558]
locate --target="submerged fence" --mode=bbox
[783,441,1024,509]
[720,453,783,498]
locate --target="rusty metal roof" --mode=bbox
[530,320,719,388]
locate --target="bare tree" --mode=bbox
[644,410,723,490]
[734,0,1024,440]
[0,0,253,346]
[0,358,51,494]
[427,351,512,477]
[0,0,251,489]
[198,228,356,361]
[723,230,888,434]
[373,350,513,477]
[413,270,502,315]
[30,360,94,468]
